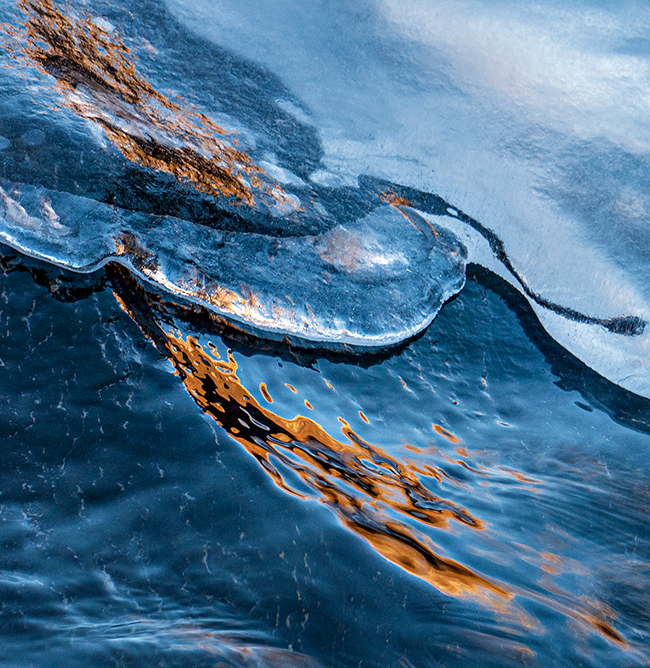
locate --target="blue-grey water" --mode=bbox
[1,1,650,667]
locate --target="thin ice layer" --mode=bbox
[0,180,467,345]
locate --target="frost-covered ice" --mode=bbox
[1,0,650,394]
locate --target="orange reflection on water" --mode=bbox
[166,328,481,535]
[162,329,520,606]
[109,267,630,645]
[259,382,273,403]
[10,0,279,206]
[170,334,632,641]
[433,423,461,444]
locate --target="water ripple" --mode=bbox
[108,265,638,655]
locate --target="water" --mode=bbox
[1,1,650,666]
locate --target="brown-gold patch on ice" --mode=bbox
[8,0,274,205]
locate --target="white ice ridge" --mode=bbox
[428,211,650,399]
[0,181,467,347]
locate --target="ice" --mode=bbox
[1,0,649,394]
[0,180,466,345]
[164,0,650,396]
[21,129,46,146]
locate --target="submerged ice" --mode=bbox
[1,0,649,392]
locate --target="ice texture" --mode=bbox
[163,0,650,396]
[0,0,467,347]
[1,0,650,394]
[0,180,466,345]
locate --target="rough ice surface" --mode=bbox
[0,180,466,345]
[1,0,650,394]
[163,0,650,396]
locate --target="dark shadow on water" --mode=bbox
[467,263,650,435]
[0,243,108,301]
[4,239,648,437]
[104,261,431,370]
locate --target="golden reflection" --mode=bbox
[379,189,439,235]
[9,0,280,206]
[165,327,485,535]
[163,329,522,606]
[379,189,413,209]
[115,231,158,272]
[433,423,461,444]
[109,266,629,644]
[110,268,514,606]
[259,382,273,403]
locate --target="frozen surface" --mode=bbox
[1,3,650,667]
[163,0,650,396]
[1,0,649,393]
[0,0,467,347]
[0,180,466,345]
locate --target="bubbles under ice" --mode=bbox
[21,129,46,147]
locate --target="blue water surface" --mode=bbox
[1,251,649,668]
[1,1,650,667]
